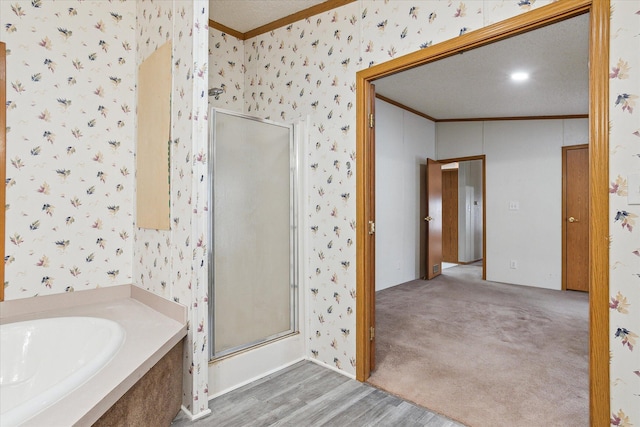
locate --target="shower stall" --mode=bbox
[208,108,299,362]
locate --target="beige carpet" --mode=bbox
[367,265,589,427]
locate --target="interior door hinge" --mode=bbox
[370,326,375,341]
[369,113,375,128]
[368,220,375,235]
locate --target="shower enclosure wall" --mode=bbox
[208,108,299,361]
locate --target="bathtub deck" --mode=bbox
[0,285,187,426]
[171,361,464,427]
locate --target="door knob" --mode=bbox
[424,216,434,222]
[568,216,579,223]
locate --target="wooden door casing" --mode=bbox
[356,5,610,423]
[368,83,376,371]
[442,169,459,263]
[563,145,589,292]
[426,159,443,279]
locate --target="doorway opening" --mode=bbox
[439,156,485,281]
[355,1,610,425]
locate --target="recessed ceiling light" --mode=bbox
[511,72,529,82]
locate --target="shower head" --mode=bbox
[209,87,223,97]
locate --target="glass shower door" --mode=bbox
[209,109,297,360]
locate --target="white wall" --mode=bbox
[375,99,435,291]
[436,119,589,290]
[457,160,483,263]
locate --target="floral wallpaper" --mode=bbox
[608,2,640,425]
[208,28,244,112]
[2,0,636,422]
[209,0,640,420]
[1,0,137,299]
[231,0,563,380]
[135,0,210,418]
[1,0,209,417]
[242,2,362,375]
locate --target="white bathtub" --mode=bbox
[0,317,125,427]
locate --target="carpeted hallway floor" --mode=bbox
[367,265,589,427]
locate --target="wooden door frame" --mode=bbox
[438,155,486,281]
[355,1,610,426]
[562,144,590,291]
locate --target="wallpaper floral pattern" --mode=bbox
[242,1,362,374]
[1,0,137,298]
[608,2,640,425]
[209,0,640,420]
[1,0,209,417]
[208,28,244,112]
[135,0,210,417]
[2,0,637,422]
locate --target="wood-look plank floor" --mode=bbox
[171,361,465,427]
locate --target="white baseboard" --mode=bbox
[179,405,211,422]
[306,357,356,380]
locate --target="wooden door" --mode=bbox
[425,159,443,279]
[563,145,589,292]
[442,169,459,263]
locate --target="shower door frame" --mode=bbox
[208,108,299,361]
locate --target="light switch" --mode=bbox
[509,201,519,211]
[628,173,640,205]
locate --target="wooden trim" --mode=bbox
[561,144,589,291]
[208,19,245,40]
[357,0,591,82]
[355,77,365,380]
[436,114,588,123]
[245,0,355,40]
[243,0,357,40]
[437,155,485,164]
[356,1,609,424]
[374,95,587,123]
[209,1,357,40]
[356,79,375,381]
[588,1,609,425]
[368,83,376,372]
[438,155,486,281]
[375,94,438,122]
[0,42,6,302]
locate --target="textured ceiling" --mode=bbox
[374,13,590,120]
[209,0,325,33]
